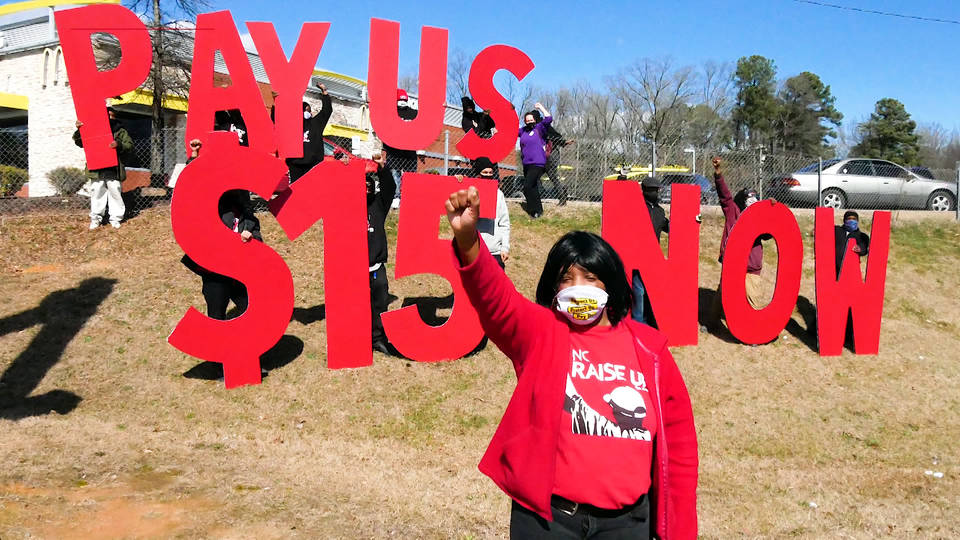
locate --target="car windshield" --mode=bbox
[795,159,841,173]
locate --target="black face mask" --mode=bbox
[643,190,659,204]
[524,122,536,130]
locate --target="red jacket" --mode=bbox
[454,239,699,539]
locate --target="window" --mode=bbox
[872,161,909,178]
[839,160,873,176]
[797,159,841,173]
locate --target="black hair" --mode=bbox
[529,109,542,123]
[535,231,633,326]
[734,188,758,211]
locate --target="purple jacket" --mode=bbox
[715,174,764,275]
[518,116,552,166]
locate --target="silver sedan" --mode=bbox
[768,158,957,210]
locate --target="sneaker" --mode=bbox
[109,222,121,229]
[390,198,400,210]
[89,219,100,230]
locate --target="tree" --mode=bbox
[698,59,734,115]
[775,71,842,156]
[682,103,731,150]
[609,56,695,152]
[731,55,778,148]
[123,0,210,181]
[851,98,921,165]
[446,48,470,104]
[915,123,960,169]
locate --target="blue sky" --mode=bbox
[212,0,960,131]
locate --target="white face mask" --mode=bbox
[554,285,609,326]
[304,111,312,119]
[745,195,759,207]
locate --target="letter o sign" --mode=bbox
[721,200,803,345]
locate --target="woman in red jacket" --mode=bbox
[446,187,699,539]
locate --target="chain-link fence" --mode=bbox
[2,122,958,222]
[504,139,960,216]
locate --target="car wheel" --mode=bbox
[820,188,846,209]
[926,190,956,211]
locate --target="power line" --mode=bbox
[791,0,960,25]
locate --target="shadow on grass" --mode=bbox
[784,295,819,352]
[183,335,305,381]
[697,287,740,344]
[400,294,454,326]
[292,304,326,325]
[0,277,116,420]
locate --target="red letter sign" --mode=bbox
[382,174,496,361]
[721,200,803,344]
[455,45,534,163]
[248,21,330,160]
[602,181,701,345]
[55,4,151,169]
[269,160,371,369]
[169,134,294,388]
[187,11,274,155]
[815,208,891,356]
[367,18,447,151]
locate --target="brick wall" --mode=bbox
[3,48,88,196]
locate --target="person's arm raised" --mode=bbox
[446,186,481,265]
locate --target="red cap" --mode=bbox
[397,89,409,101]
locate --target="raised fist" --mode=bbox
[446,186,481,243]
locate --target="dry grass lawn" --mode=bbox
[0,202,958,539]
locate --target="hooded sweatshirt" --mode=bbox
[461,97,496,138]
[286,93,332,170]
[367,164,397,268]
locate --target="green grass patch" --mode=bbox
[890,222,960,272]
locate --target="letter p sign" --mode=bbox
[56,4,152,170]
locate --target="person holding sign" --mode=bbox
[518,102,552,218]
[367,151,399,357]
[707,156,768,333]
[446,187,698,539]
[286,83,333,183]
[834,210,870,277]
[73,105,133,230]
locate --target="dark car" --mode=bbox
[659,173,719,206]
[909,166,936,180]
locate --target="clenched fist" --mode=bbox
[446,186,481,265]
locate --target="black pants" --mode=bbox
[523,164,545,217]
[509,496,650,540]
[370,267,390,343]
[493,254,505,270]
[201,273,248,320]
[544,154,568,205]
